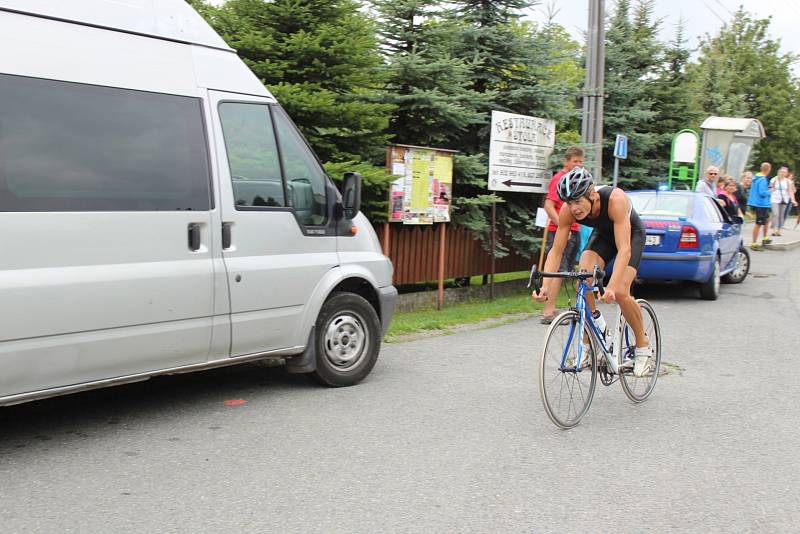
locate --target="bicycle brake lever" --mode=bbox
[593,265,605,296]
[528,265,541,293]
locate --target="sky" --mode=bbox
[526,0,800,75]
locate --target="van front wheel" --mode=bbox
[312,292,380,387]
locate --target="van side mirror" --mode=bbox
[341,172,362,220]
[732,215,744,225]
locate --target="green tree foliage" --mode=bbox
[602,0,663,187]
[687,8,800,171]
[370,0,486,147]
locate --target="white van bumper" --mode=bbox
[378,285,398,336]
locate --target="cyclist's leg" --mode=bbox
[616,266,647,348]
[618,228,648,348]
[577,230,611,314]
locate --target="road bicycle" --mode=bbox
[529,265,662,429]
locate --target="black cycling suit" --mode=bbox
[579,186,646,269]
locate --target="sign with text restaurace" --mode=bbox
[488,111,555,193]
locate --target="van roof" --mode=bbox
[0,0,232,51]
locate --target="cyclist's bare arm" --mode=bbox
[606,189,633,294]
[534,206,576,301]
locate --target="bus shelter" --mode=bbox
[698,117,765,180]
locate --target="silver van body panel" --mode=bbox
[0,9,201,97]
[192,46,271,98]
[0,2,395,406]
[0,0,232,50]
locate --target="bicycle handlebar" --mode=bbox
[528,265,606,296]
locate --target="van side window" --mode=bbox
[0,74,211,212]
[272,106,328,226]
[218,103,285,208]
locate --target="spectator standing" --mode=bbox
[747,162,772,249]
[735,171,752,214]
[696,166,726,208]
[769,166,793,236]
[784,172,797,228]
[695,166,720,198]
[540,146,584,324]
[718,176,741,218]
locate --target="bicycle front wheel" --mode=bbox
[619,299,661,402]
[539,310,597,429]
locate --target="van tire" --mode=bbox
[311,292,380,387]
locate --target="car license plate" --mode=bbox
[645,234,661,246]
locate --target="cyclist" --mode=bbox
[532,167,652,377]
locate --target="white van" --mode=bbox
[0,0,396,406]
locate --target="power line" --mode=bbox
[712,0,734,17]
[701,0,726,24]
[786,0,800,18]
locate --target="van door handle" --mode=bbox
[188,223,201,251]
[222,222,232,250]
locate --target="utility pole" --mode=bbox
[581,0,605,181]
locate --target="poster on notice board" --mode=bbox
[387,144,456,224]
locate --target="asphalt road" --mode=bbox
[2,246,799,533]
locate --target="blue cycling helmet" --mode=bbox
[557,166,593,201]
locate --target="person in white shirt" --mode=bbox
[769,167,796,236]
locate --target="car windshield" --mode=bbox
[630,193,692,217]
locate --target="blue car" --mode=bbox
[621,190,750,300]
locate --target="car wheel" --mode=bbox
[699,256,721,300]
[311,292,380,387]
[722,246,750,284]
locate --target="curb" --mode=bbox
[764,239,800,251]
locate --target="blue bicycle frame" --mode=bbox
[567,279,610,372]
[530,265,628,373]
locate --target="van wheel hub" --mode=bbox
[323,313,368,370]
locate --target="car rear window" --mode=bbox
[630,193,692,217]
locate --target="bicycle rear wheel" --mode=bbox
[539,310,597,429]
[619,299,661,402]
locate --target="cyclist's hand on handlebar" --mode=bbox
[532,287,549,303]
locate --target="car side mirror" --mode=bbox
[341,172,362,220]
[732,216,743,225]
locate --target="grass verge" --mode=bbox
[396,270,532,294]
[384,290,573,343]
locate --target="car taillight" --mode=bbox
[679,225,698,249]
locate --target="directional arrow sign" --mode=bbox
[488,111,555,193]
[502,179,544,189]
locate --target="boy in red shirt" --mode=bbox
[540,146,583,324]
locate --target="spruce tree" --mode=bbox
[602,0,662,187]
[371,0,486,148]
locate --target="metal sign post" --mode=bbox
[612,134,627,188]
